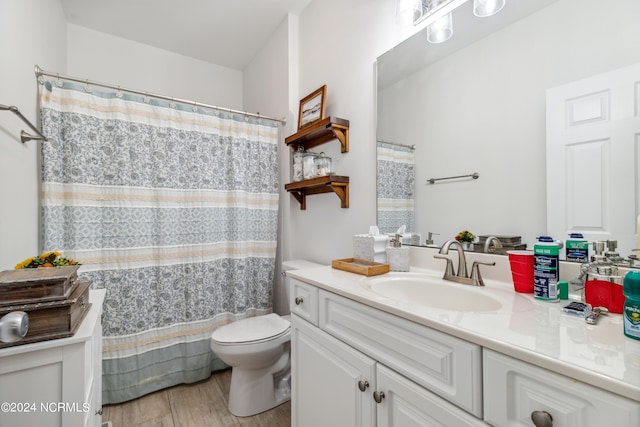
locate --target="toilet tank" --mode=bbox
[281,260,324,303]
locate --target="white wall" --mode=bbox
[378,0,640,249]
[288,0,425,265]
[0,0,67,270]
[66,24,243,109]
[243,15,296,315]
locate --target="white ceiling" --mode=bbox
[60,0,312,71]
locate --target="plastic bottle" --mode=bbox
[623,271,640,340]
[566,233,588,262]
[534,236,560,301]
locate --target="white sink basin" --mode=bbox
[363,274,504,312]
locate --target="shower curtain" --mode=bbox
[377,142,415,235]
[39,79,280,404]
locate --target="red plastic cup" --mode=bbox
[507,250,534,293]
[585,280,625,314]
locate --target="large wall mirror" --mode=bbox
[376,0,640,264]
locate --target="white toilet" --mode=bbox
[210,260,322,417]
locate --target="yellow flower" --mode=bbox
[14,252,80,269]
[455,229,475,242]
[39,251,61,260]
[14,257,36,269]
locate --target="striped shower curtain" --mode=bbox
[39,79,280,404]
[376,142,415,235]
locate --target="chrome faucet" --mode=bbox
[436,240,468,277]
[434,240,495,286]
[483,236,503,254]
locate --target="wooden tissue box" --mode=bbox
[0,279,92,349]
[0,265,80,307]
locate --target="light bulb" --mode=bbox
[427,13,453,43]
[396,0,422,26]
[473,0,506,18]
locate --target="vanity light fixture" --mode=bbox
[396,0,423,26]
[398,0,507,44]
[473,0,506,17]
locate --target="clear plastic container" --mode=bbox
[314,152,333,177]
[302,152,318,180]
[292,146,305,181]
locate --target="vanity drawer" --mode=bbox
[483,349,640,427]
[289,278,319,326]
[319,290,483,417]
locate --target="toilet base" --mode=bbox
[227,347,290,417]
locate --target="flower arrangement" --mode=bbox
[455,230,475,243]
[14,251,80,269]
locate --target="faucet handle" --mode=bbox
[434,255,455,277]
[470,261,495,286]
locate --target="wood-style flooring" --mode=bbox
[101,369,291,427]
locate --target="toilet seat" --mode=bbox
[211,313,290,345]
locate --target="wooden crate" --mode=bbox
[0,266,79,306]
[0,280,92,349]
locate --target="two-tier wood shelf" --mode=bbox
[284,116,350,210]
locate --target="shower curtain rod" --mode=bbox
[35,65,286,125]
[376,139,416,150]
[0,104,47,143]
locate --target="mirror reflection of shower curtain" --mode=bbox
[376,142,415,235]
[39,79,280,404]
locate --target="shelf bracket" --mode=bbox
[332,126,349,153]
[330,182,349,208]
[290,191,306,210]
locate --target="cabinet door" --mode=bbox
[484,349,640,427]
[376,364,487,427]
[291,315,376,427]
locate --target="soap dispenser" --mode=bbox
[386,234,410,272]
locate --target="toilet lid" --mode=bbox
[211,313,290,344]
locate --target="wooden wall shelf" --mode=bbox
[285,175,349,210]
[285,116,350,153]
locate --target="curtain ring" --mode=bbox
[84,79,92,93]
[169,97,177,109]
[55,74,63,87]
[192,101,198,113]
[143,92,150,104]
[115,86,123,98]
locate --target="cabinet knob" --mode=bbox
[531,410,553,427]
[373,391,385,403]
[295,297,304,305]
[357,380,369,392]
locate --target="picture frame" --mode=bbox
[298,85,327,130]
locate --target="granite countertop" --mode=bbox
[288,264,640,401]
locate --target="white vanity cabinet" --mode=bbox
[484,349,640,427]
[0,290,105,427]
[290,278,485,426]
[290,273,640,427]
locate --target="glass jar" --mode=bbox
[292,146,305,181]
[302,152,318,180]
[314,152,333,177]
